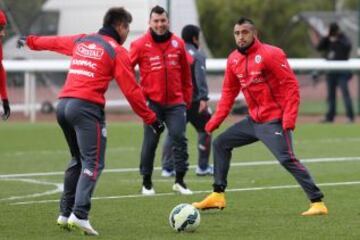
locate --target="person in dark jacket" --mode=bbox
[316,22,354,123]
[17,7,163,236]
[192,17,328,217]
[161,24,213,177]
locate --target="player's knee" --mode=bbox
[278,157,290,166]
[170,132,186,144]
[278,155,301,168]
[213,136,225,150]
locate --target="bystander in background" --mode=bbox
[310,22,354,123]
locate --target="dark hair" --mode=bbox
[150,5,168,18]
[329,22,339,36]
[236,17,255,26]
[181,25,200,43]
[103,7,132,27]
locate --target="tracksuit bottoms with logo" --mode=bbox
[213,117,324,201]
[162,101,212,171]
[56,98,106,219]
[141,100,189,176]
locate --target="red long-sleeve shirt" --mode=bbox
[26,33,156,125]
[206,38,300,132]
[130,31,192,108]
[0,44,8,100]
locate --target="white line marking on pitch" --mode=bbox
[0,178,63,201]
[1,156,359,179]
[11,180,360,206]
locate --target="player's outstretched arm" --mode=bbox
[17,34,85,56]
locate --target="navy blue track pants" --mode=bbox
[140,101,189,176]
[213,117,324,201]
[56,98,106,219]
[162,101,212,171]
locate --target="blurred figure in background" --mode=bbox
[313,22,354,123]
[130,6,193,196]
[0,10,10,120]
[161,24,213,177]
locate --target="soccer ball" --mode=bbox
[169,203,200,232]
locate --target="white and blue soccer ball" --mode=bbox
[169,203,200,232]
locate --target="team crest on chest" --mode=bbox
[254,54,262,64]
[171,40,179,48]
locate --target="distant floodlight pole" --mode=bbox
[167,0,171,29]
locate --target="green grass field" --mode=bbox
[300,100,359,115]
[0,121,359,239]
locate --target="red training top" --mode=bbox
[130,30,192,108]
[206,38,300,132]
[26,33,157,124]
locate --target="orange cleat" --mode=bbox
[192,192,226,210]
[301,202,328,216]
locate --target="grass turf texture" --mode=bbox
[0,122,359,239]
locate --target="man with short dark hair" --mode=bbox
[161,24,213,177]
[192,17,328,216]
[130,5,193,195]
[0,10,10,120]
[17,7,163,235]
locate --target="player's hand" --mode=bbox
[198,100,208,113]
[16,36,27,49]
[151,119,165,135]
[284,129,294,139]
[205,118,218,134]
[2,99,10,120]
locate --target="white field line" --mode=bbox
[11,180,360,206]
[1,156,359,179]
[0,178,211,203]
[0,178,62,201]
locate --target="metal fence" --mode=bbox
[4,58,360,122]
